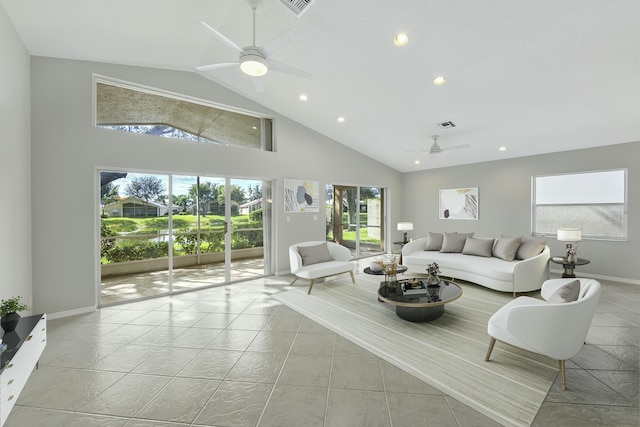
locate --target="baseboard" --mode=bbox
[47,305,96,320]
[550,268,640,286]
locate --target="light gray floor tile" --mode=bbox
[94,343,161,372]
[333,335,377,358]
[125,419,190,426]
[5,406,128,427]
[247,330,297,353]
[190,312,238,329]
[588,369,639,406]
[134,377,221,423]
[325,388,391,427]
[194,381,273,427]
[277,354,332,387]
[16,366,125,411]
[258,384,327,427]
[545,368,631,406]
[206,328,259,351]
[169,327,223,348]
[387,392,458,427]
[82,373,171,417]
[330,356,384,391]
[227,313,271,330]
[533,402,640,426]
[261,315,303,332]
[289,332,335,355]
[132,346,201,376]
[298,317,332,333]
[224,351,287,384]
[177,348,243,379]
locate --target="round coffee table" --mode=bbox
[377,279,462,322]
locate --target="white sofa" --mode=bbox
[289,241,355,294]
[402,235,550,296]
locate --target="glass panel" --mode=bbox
[100,171,171,304]
[172,176,227,291]
[95,80,273,150]
[359,186,384,257]
[229,179,266,282]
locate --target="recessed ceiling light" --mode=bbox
[394,33,409,46]
[337,117,345,123]
[414,160,421,165]
[299,94,308,101]
[433,76,447,85]
[499,146,507,151]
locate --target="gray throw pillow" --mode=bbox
[547,280,581,303]
[516,237,547,260]
[424,232,444,251]
[297,243,333,266]
[462,237,495,257]
[440,232,474,253]
[492,236,521,261]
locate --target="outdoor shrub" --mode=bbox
[104,240,169,263]
[249,208,262,222]
[100,223,116,256]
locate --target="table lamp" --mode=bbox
[557,228,581,263]
[397,222,413,244]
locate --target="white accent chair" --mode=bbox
[485,278,601,390]
[289,241,355,294]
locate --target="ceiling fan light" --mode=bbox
[240,53,268,76]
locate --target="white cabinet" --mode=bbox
[0,314,47,426]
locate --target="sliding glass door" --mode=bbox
[326,184,385,258]
[99,170,271,305]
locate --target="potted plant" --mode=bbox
[1,296,29,333]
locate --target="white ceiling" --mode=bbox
[3,0,640,172]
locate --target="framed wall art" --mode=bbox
[284,179,319,212]
[439,187,479,220]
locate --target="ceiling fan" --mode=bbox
[196,6,310,91]
[408,135,471,157]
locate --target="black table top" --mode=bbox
[1,314,44,374]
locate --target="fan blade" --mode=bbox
[199,21,245,54]
[269,59,311,78]
[196,62,239,72]
[252,77,264,93]
[260,30,295,57]
[441,144,471,152]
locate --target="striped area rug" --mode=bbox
[273,274,557,427]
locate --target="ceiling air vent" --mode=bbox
[437,121,457,129]
[279,0,314,16]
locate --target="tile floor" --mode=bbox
[5,269,639,427]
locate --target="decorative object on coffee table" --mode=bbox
[426,262,441,286]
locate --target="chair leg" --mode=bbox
[307,279,316,295]
[349,271,355,283]
[290,277,299,286]
[559,360,566,391]
[485,337,496,362]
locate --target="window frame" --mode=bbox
[531,169,628,241]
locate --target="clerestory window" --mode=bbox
[94,77,273,151]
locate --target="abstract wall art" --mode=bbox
[284,179,319,212]
[439,187,479,220]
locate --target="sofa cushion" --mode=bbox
[547,279,580,303]
[424,232,444,251]
[297,242,333,266]
[516,237,547,260]
[441,232,474,253]
[463,237,495,257]
[492,236,521,261]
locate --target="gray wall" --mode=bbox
[0,6,32,309]
[30,56,402,315]
[401,142,640,283]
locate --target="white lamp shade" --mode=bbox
[557,228,581,242]
[397,222,414,231]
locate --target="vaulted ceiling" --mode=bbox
[3,0,639,172]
